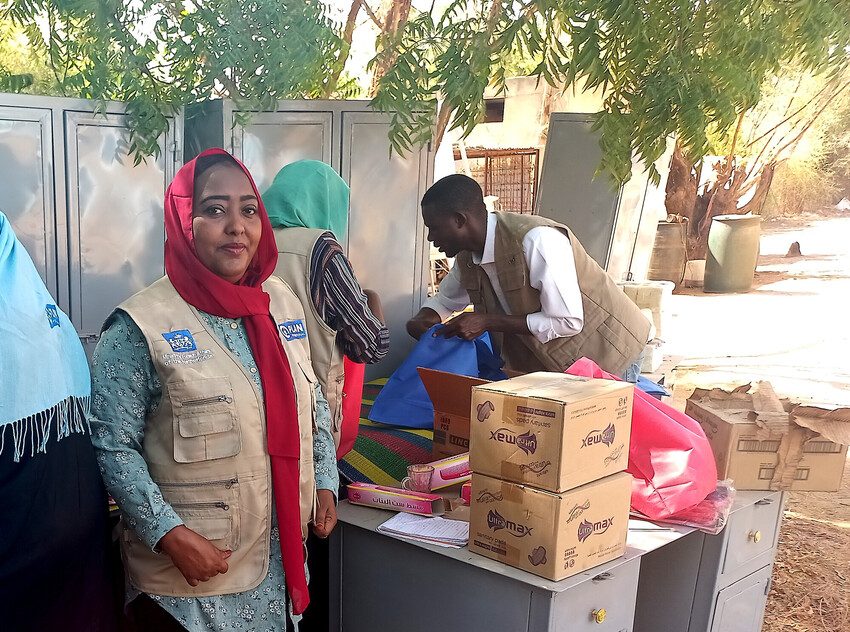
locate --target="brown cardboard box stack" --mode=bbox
[467,372,635,581]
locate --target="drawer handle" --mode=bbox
[592,572,612,582]
[756,498,774,506]
[748,530,763,543]
[591,608,607,624]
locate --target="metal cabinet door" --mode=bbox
[535,114,623,268]
[710,566,772,632]
[65,110,173,353]
[232,110,334,193]
[340,111,432,378]
[0,105,58,298]
[547,560,641,632]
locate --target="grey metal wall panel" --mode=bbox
[341,111,430,379]
[0,105,57,297]
[64,110,170,350]
[184,100,225,159]
[535,114,674,281]
[535,114,622,268]
[233,110,334,192]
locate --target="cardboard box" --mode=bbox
[470,372,633,493]
[469,472,631,581]
[419,368,489,459]
[347,483,446,516]
[686,382,850,492]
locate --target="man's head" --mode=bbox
[421,174,488,257]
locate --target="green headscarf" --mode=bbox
[263,160,350,241]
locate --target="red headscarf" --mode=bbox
[164,148,310,614]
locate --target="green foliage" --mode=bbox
[369,0,850,183]
[0,16,58,94]
[3,0,342,160]
[4,0,850,184]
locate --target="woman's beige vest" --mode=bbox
[116,276,318,597]
[274,227,346,447]
[455,212,650,375]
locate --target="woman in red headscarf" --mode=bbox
[89,149,338,631]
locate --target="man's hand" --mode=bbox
[312,489,338,539]
[406,307,442,340]
[158,525,231,587]
[436,313,491,340]
[436,313,530,339]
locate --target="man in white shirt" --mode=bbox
[406,175,650,379]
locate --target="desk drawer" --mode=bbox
[552,558,641,632]
[722,493,782,576]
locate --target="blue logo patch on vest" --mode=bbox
[45,304,60,328]
[279,319,307,341]
[162,329,197,352]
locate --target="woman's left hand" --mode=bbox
[312,489,338,539]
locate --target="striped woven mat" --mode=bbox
[338,378,434,486]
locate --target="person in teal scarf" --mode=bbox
[0,211,115,631]
[263,160,389,632]
[264,159,389,430]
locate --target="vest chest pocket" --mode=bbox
[460,271,485,306]
[160,478,241,551]
[168,378,242,463]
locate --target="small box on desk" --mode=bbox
[419,368,489,460]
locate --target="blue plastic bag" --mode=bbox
[368,325,507,428]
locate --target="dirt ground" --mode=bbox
[663,209,850,632]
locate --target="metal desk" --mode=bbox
[329,491,783,632]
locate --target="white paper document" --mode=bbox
[377,512,469,548]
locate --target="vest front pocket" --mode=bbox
[160,478,242,552]
[297,360,318,431]
[168,378,242,463]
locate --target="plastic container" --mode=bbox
[704,214,761,293]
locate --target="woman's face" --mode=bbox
[192,162,262,283]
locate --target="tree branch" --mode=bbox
[745,78,835,148]
[361,1,384,30]
[323,0,363,98]
[770,80,850,160]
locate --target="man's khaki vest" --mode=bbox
[274,227,345,447]
[455,212,650,375]
[116,276,318,597]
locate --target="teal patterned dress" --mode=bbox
[89,310,339,632]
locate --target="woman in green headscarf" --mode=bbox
[264,159,389,632]
[265,160,388,446]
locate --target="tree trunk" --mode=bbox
[738,162,775,216]
[664,143,698,221]
[368,0,412,96]
[684,160,771,259]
